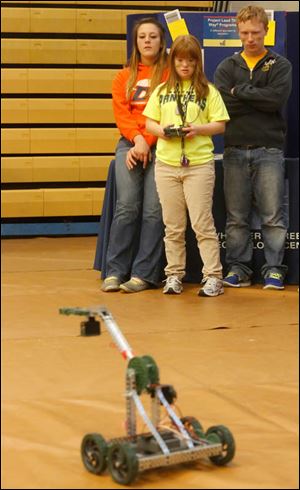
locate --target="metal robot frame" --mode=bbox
[60,305,235,485]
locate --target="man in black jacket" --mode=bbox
[214,5,292,290]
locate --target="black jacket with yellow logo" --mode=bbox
[214,50,292,149]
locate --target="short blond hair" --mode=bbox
[236,5,269,30]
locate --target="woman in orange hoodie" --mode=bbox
[99,18,168,293]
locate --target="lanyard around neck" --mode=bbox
[175,83,194,126]
[175,83,194,167]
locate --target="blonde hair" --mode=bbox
[161,35,209,101]
[236,5,269,30]
[125,18,167,100]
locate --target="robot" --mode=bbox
[60,306,235,485]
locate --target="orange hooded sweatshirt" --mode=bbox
[112,62,168,147]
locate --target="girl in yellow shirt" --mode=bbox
[144,35,229,296]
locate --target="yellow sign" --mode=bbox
[264,20,276,46]
[167,18,189,41]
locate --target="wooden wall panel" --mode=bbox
[1,129,31,154]
[30,8,76,33]
[1,39,30,63]
[74,99,114,123]
[2,99,111,124]
[79,156,111,181]
[28,99,74,124]
[28,69,74,93]
[76,128,119,153]
[1,188,105,218]
[1,157,33,183]
[76,40,126,64]
[1,39,126,65]
[1,7,30,32]
[1,129,119,155]
[1,156,111,183]
[30,129,77,154]
[32,156,80,182]
[2,99,29,124]
[1,190,44,218]
[1,68,117,94]
[30,40,77,64]
[93,188,105,215]
[43,188,94,216]
[1,69,28,93]
[76,9,122,34]
[73,69,117,94]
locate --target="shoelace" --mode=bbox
[164,276,181,287]
[202,277,221,287]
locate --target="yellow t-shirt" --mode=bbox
[143,80,229,166]
[241,49,267,70]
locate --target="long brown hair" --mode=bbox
[162,35,209,101]
[126,17,167,100]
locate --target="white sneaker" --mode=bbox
[199,277,224,297]
[163,276,183,294]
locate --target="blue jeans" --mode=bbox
[223,146,288,280]
[106,138,164,285]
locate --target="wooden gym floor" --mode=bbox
[1,236,299,489]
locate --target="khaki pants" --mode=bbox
[155,159,222,280]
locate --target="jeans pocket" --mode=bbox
[223,146,236,157]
